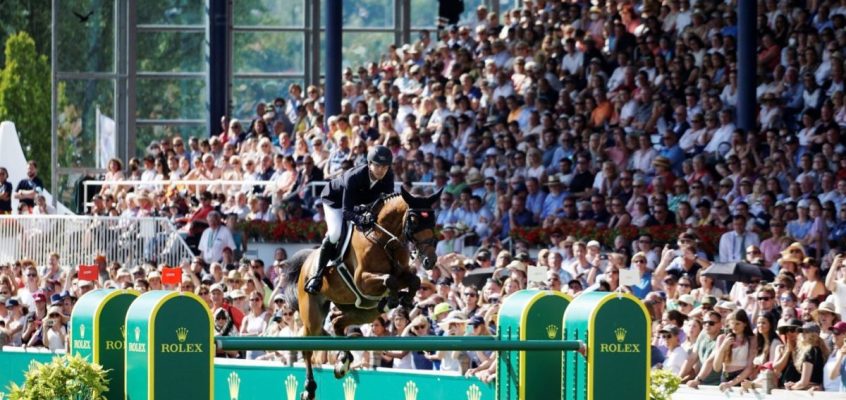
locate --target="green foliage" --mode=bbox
[0,0,51,66]
[6,353,109,400]
[0,31,51,188]
[650,369,681,400]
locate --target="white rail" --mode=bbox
[0,215,194,268]
[81,179,437,209]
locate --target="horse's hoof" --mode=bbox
[300,391,313,400]
[387,296,399,309]
[334,351,353,379]
[399,293,414,309]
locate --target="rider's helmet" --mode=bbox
[367,145,393,166]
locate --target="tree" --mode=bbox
[0,32,51,188]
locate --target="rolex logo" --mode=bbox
[285,375,298,400]
[120,325,126,339]
[615,327,627,343]
[546,324,559,339]
[134,326,141,342]
[343,377,357,400]
[176,327,189,343]
[79,324,85,339]
[228,372,240,400]
[466,384,482,400]
[403,381,419,400]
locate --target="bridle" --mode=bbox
[364,195,437,270]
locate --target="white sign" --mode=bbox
[619,268,640,287]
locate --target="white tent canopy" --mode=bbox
[0,121,71,214]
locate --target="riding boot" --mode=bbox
[305,238,336,294]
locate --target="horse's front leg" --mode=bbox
[395,270,421,309]
[358,271,400,310]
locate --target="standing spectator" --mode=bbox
[198,211,236,265]
[13,161,43,208]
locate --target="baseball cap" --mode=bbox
[432,303,451,318]
[678,294,696,307]
[659,325,680,336]
[832,321,846,335]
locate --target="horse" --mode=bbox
[281,186,441,400]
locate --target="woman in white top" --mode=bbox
[660,325,688,375]
[240,292,268,360]
[823,322,846,392]
[752,311,782,379]
[712,310,757,391]
[44,307,66,352]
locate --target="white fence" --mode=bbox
[0,215,194,268]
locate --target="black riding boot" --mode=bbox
[305,238,336,294]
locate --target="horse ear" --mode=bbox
[427,188,444,206]
[401,185,415,205]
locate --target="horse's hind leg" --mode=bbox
[298,284,328,400]
[301,352,317,400]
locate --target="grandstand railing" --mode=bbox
[0,215,194,268]
[81,179,437,209]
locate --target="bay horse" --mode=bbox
[281,186,441,400]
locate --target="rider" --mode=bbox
[304,145,395,294]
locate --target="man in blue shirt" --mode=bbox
[541,175,568,219]
[524,177,546,221]
[499,196,535,240]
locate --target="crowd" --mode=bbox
[2,0,846,392]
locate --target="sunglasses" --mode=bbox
[413,325,427,330]
[678,283,690,287]
[464,292,477,297]
[198,291,209,295]
[633,259,646,264]
[660,333,672,339]
[26,273,37,277]
[283,311,294,316]
[757,297,772,301]
[704,321,718,326]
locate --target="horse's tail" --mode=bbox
[281,248,312,311]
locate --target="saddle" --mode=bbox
[329,221,382,310]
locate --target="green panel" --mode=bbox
[70,289,138,400]
[152,295,213,400]
[523,294,570,400]
[497,290,536,400]
[214,360,493,400]
[0,349,55,388]
[126,292,161,400]
[126,290,212,400]
[496,290,569,400]
[563,292,650,400]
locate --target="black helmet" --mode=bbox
[367,145,393,166]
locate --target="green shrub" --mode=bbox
[650,369,681,400]
[5,353,108,400]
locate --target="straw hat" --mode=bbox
[437,311,468,330]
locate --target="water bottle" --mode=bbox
[370,350,379,370]
[762,368,774,394]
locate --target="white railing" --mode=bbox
[0,215,194,268]
[81,179,437,209]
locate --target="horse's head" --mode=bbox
[400,186,442,271]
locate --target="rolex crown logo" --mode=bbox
[228,371,240,400]
[403,381,419,400]
[466,384,482,400]
[343,377,357,400]
[615,327,627,343]
[176,327,189,343]
[79,324,85,339]
[134,326,141,342]
[546,324,559,339]
[285,375,298,400]
[119,325,126,339]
